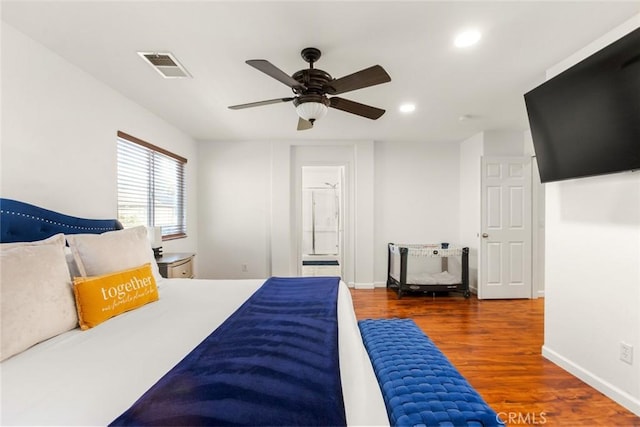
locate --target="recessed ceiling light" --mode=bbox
[399,103,416,113]
[454,30,481,48]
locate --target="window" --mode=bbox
[117,131,187,239]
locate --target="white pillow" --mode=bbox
[1,235,80,280]
[0,239,78,361]
[66,226,161,283]
[0,233,66,250]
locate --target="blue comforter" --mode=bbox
[111,276,346,426]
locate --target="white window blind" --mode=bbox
[117,131,187,239]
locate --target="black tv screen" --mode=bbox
[524,27,640,183]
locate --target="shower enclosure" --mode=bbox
[300,166,343,276]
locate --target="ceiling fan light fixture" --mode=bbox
[295,101,329,122]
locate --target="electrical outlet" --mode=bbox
[620,342,633,365]
[241,264,248,273]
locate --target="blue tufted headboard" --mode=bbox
[0,198,123,243]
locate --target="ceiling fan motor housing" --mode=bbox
[292,69,333,95]
[292,65,332,122]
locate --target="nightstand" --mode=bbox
[156,253,195,279]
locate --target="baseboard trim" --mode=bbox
[353,282,375,290]
[542,345,640,416]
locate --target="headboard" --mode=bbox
[0,198,123,243]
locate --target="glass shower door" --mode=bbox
[303,187,339,256]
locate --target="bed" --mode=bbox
[387,243,470,299]
[0,198,388,426]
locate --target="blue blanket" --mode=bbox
[359,318,503,427]
[111,276,346,426]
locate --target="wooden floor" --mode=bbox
[351,288,640,427]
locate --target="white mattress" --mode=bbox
[0,278,388,426]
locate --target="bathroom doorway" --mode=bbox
[300,166,344,277]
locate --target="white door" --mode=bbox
[479,157,532,299]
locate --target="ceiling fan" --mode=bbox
[228,47,391,131]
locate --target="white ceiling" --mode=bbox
[2,1,639,143]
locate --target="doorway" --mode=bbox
[300,166,344,277]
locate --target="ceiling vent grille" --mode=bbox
[137,52,192,79]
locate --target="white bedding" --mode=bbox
[0,278,388,426]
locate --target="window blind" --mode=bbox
[117,131,186,239]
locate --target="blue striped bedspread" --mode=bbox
[110,276,346,426]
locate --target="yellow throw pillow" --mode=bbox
[73,263,158,330]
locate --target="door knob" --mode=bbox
[482,233,489,238]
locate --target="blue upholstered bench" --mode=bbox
[359,318,504,427]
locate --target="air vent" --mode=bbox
[137,51,191,79]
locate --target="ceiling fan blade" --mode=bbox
[329,97,386,120]
[297,117,313,131]
[325,65,391,95]
[246,59,306,89]
[228,97,294,110]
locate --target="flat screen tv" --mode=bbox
[524,27,640,183]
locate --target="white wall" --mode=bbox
[1,23,199,259]
[374,141,461,285]
[196,140,376,286]
[482,130,526,156]
[526,131,546,298]
[196,139,462,286]
[542,15,640,416]
[459,133,484,292]
[197,141,270,279]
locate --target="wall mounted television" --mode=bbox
[524,27,640,183]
